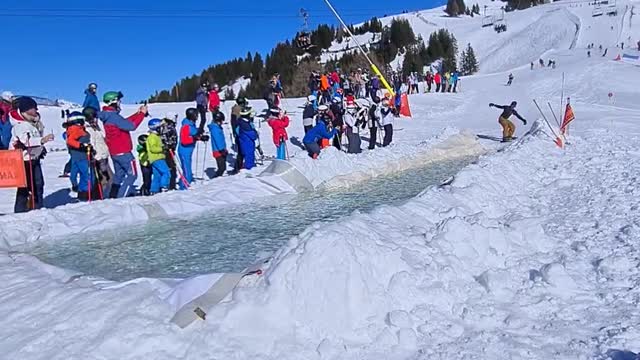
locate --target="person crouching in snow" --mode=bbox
[380,99,394,147]
[178,108,200,189]
[146,119,171,194]
[9,96,54,212]
[302,105,337,159]
[237,107,259,170]
[208,111,228,177]
[64,111,94,201]
[98,91,148,198]
[489,101,527,142]
[136,135,151,196]
[267,107,290,160]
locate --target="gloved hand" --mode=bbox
[522,119,527,125]
[199,134,210,142]
[489,103,495,107]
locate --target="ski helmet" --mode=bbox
[212,83,219,90]
[307,95,316,102]
[236,97,248,105]
[1,91,14,102]
[82,106,97,120]
[185,107,199,121]
[66,111,86,126]
[332,96,342,104]
[240,106,254,117]
[88,83,98,90]
[163,111,178,122]
[318,104,329,112]
[138,134,148,145]
[148,118,162,131]
[214,111,225,123]
[103,91,123,105]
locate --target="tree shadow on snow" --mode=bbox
[44,188,77,209]
[289,137,306,150]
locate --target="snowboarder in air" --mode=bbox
[489,101,527,142]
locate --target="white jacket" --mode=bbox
[344,112,359,134]
[9,112,45,161]
[381,106,394,126]
[86,125,109,160]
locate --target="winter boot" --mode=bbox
[77,191,89,202]
[109,184,121,199]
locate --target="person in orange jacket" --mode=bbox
[64,111,94,201]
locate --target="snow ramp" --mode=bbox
[479,8,578,73]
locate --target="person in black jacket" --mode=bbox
[159,112,179,190]
[489,101,527,142]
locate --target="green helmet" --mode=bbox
[236,97,247,105]
[103,91,123,105]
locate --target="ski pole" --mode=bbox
[86,146,92,203]
[202,139,208,179]
[195,141,200,180]
[170,149,190,189]
[94,162,104,200]
[25,134,36,210]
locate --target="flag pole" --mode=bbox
[322,0,395,97]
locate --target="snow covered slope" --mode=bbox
[2,1,640,359]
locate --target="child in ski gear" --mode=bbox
[196,81,209,132]
[83,83,99,111]
[208,111,227,177]
[9,96,54,212]
[368,96,382,149]
[137,134,151,196]
[506,73,514,86]
[159,112,179,190]
[0,91,15,150]
[343,102,363,154]
[83,106,112,198]
[303,95,317,134]
[451,72,459,92]
[65,111,93,201]
[98,91,147,198]
[425,72,433,93]
[434,72,442,92]
[208,83,221,115]
[266,107,290,160]
[489,101,527,141]
[330,96,344,150]
[146,119,170,194]
[231,97,247,171]
[237,107,259,170]
[178,108,200,189]
[302,105,337,159]
[380,99,394,146]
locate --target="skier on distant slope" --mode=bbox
[506,73,514,86]
[489,101,527,142]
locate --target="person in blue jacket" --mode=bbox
[451,71,459,92]
[302,105,337,159]
[207,111,227,177]
[177,108,201,189]
[82,83,100,111]
[236,107,258,170]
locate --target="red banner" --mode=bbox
[560,104,575,135]
[0,150,27,188]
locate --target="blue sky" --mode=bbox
[2,0,445,102]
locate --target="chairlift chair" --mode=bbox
[296,8,315,50]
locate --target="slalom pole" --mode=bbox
[26,135,36,210]
[195,141,200,180]
[547,102,562,128]
[560,72,565,124]
[94,163,104,200]
[533,99,563,147]
[322,0,395,97]
[202,139,208,179]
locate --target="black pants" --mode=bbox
[15,160,44,213]
[383,124,393,146]
[197,105,207,132]
[368,127,377,149]
[332,131,342,150]
[233,135,243,172]
[164,150,177,190]
[215,155,226,177]
[427,82,432,92]
[63,159,71,175]
[453,81,458,92]
[411,84,418,93]
[435,83,441,92]
[346,127,361,154]
[140,165,152,196]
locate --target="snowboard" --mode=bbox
[476,134,517,142]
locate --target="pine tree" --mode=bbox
[445,0,460,16]
[460,43,479,75]
[456,0,467,14]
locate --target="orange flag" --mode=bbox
[400,94,412,117]
[560,103,575,135]
[0,150,27,188]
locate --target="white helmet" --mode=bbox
[1,91,14,102]
[163,111,178,121]
[307,95,316,102]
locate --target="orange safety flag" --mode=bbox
[0,150,27,188]
[554,136,564,148]
[560,103,575,135]
[399,93,412,117]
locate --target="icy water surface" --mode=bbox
[30,157,475,281]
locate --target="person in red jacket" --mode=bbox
[266,107,290,160]
[207,83,221,128]
[434,72,442,92]
[98,91,148,198]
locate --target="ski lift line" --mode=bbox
[322,0,395,97]
[0,12,385,20]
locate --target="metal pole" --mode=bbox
[547,102,562,128]
[322,0,395,96]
